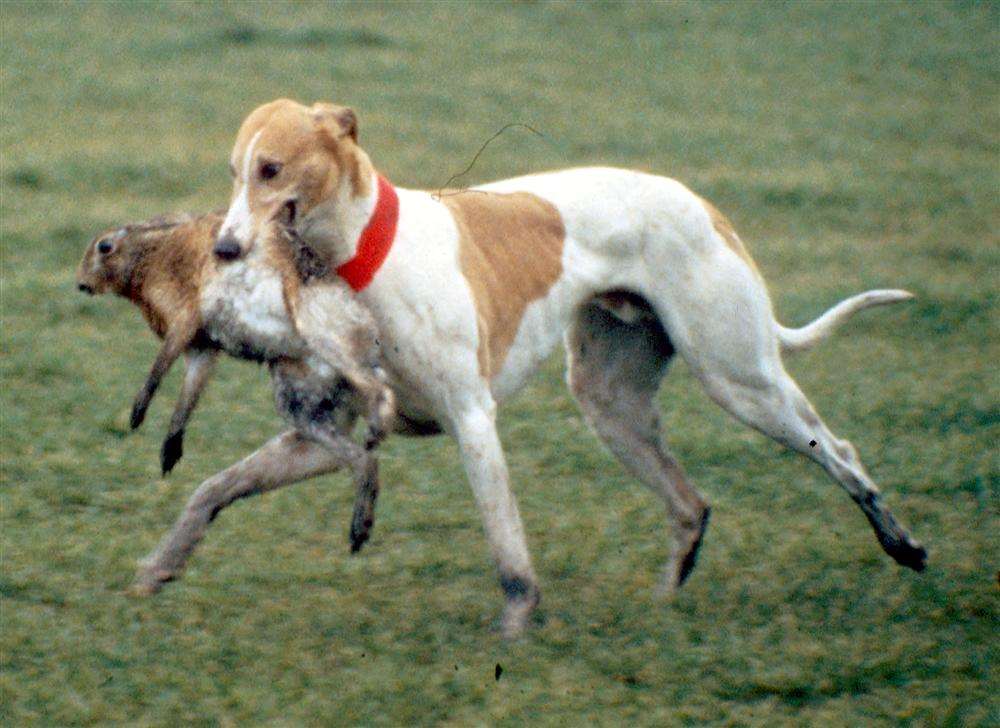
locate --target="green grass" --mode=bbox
[2,2,998,725]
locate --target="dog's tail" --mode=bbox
[777,289,914,354]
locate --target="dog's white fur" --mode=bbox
[153,100,926,638]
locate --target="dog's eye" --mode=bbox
[259,162,281,181]
[97,238,114,255]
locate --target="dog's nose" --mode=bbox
[77,282,94,295]
[213,235,243,261]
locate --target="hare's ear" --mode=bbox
[312,103,357,143]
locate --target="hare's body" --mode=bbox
[77,213,387,564]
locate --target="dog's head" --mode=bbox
[215,99,372,263]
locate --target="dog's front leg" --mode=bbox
[452,401,540,639]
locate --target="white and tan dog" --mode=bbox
[152,98,926,637]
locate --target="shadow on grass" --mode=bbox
[142,24,396,60]
[716,659,921,708]
[5,160,198,199]
[0,577,68,609]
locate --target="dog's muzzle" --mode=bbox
[213,235,243,261]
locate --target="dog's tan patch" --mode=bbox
[443,191,565,379]
[699,196,758,274]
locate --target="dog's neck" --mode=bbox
[335,174,399,291]
[299,159,374,257]
[299,165,398,292]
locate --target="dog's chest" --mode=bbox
[201,262,305,362]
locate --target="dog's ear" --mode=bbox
[312,103,358,143]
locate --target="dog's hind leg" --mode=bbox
[698,366,927,570]
[566,299,711,596]
[650,255,926,571]
[132,429,363,595]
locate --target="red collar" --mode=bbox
[335,174,399,291]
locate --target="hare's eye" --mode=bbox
[259,161,281,181]
[97,238,114,255]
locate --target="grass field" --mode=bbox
[2,2,998,725]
